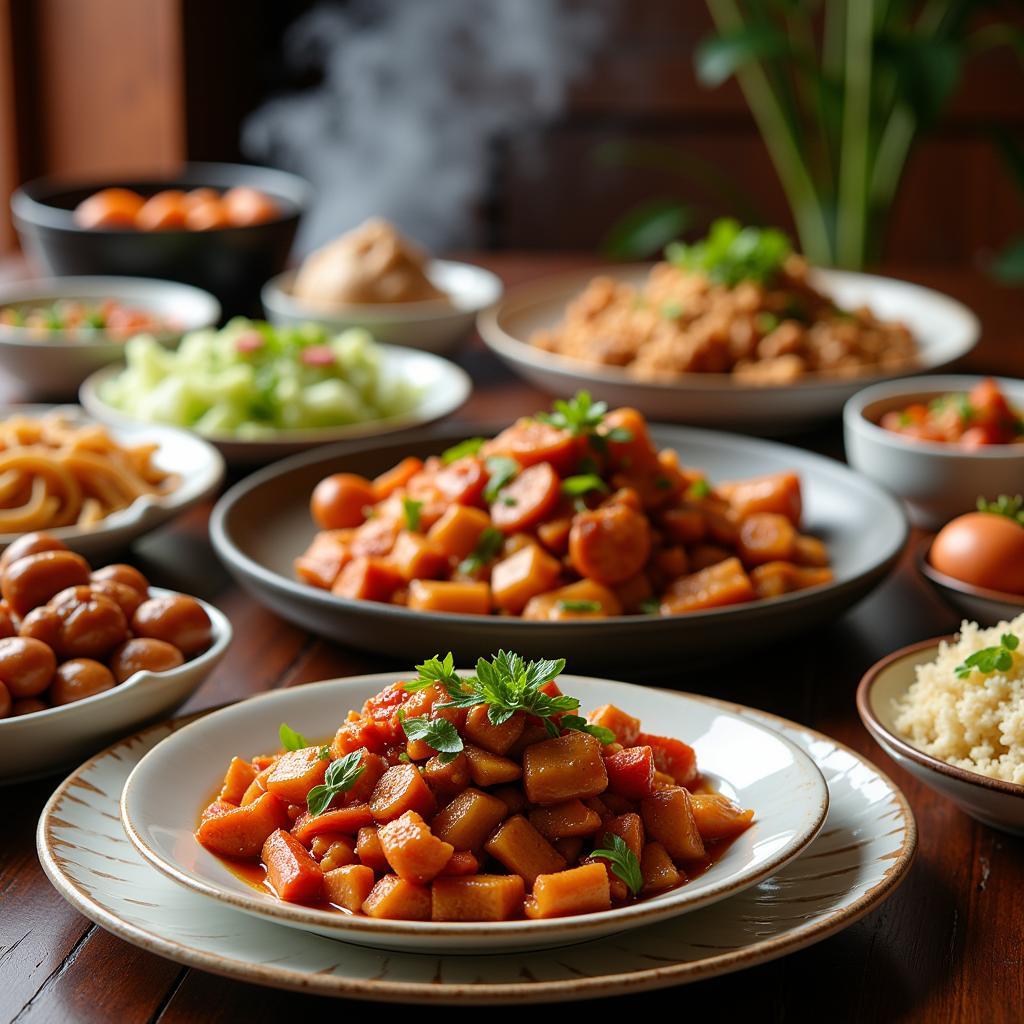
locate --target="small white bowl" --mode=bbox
[120,673,828,954]
[857,637,1024,835]
[262,259,504,355]
[844,374,1024,528]
[917,536,1024,625]
[0,405,225,559]
[0,589,231,783]
[0,276,220,399]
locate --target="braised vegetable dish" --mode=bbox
[531,220,916,385]
[196,652,754,922]
[0,532,213,719]
[0,299,178,340]
[73,186,280,231]
[880,379,1024,448]
[296,394,832,617]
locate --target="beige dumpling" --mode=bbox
[292,218,448,307]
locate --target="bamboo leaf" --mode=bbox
[874,34,962,126]
[603,199,692,260]
[695,26,793,87]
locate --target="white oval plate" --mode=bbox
[79,344,472,464]
[0,587,230,783]
[39,701,914,1003]
[120,672,828,953]
[0,405,224,558]
[478,265,979,432]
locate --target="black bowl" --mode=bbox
[11,162,310,317]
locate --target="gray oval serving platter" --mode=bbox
[209,423,908,668]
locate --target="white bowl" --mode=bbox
[0,405,224,558]
[0,276,220,399]
[478,266,979,432]
[0,588,231,783]
[844,374,1024,528]
[858,637,1024,835]
[79,345,472,465]
[262,260,504,355]
[917,537,1024,625]
[120,672,828,954]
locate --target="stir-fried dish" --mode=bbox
[196,652,754,922]
[296,394,832,617]
[880,378,1024,448]
[531,220,916,385]
[0,299,178,341]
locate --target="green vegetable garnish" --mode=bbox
[441,437,486,464]
[561,474,610,498]
[557,599,602,612]
[483,456,519,504]
[590,833,643,896]
[955,633,1020,680]
[306,751,365,817]
[558,714,615,745]
[279,723,311,751]
[756,312,780,334]
[639,597,661,614]
[402,497,423,532]
[666,218,791,288]
[401,653,462,693]
[537,392,633,447]
[977,495,1024,525]
[687,479,712,500]
[457,526,504,575]
[661,300,684,320]
[399,710,464,765]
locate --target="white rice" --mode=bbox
[894,614,1024,784]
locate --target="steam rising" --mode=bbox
[242,0,609,254]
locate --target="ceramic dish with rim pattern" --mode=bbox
[119,672,828,953]
[38,699,915,1003]
[0,405,224,559]
[478,266,978,433]
[858,637,1024,835]
[209,422,908,667]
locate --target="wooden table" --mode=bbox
[3,254,1023,1024]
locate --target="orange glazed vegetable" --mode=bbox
[194,650,754,921]
[296,394,830,618]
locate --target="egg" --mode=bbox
[930,512,1024,595]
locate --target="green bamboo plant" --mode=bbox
[605,1,1023,269]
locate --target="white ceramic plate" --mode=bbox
[263,260,504,355]
[0,588,230,783]
[120,673,828,953]
[0,405,224,558]
[38,701,915,1003]
[79,344,472,464]
[858,637,1024,836]
[478,266,979,432]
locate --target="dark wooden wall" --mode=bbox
[3,0,1023,266]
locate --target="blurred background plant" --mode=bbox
[604,0,1024,270]
[991,129,1024,282]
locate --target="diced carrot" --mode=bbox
[362,874,431,920]
[294,530,353,590]
[605,812,644,860]
[324,863,376,913]
[407,579,491,614]
[522,578,622,620]
[490,545,562,614]
[599,407,660,472]
[689,544,732,571]
[528,799,602,839]
[568,504,651,585]
[523,732,608,805]
[794,534,829,567]
[422,751,471,796]
[433,456,488,506]
[240,778,265,806]
[356,826,388,871]
[637,732,698,787]
[736,513,797,566]
[537,515,573,555]
[525,862,611,918]
[463,744,522,786]
[201,799,236,822]
[378,811,455,883]
[197,792,290,859]
[690,793,755,841]
[331,556,404,602]
[262,829,324,903]
[750,561,792,599]
[370,763,436,822]
[481,418,581,473]
[718,472,802,525]
[463,705,526,755]
[641,787,705,861]
[265,747,329,806]
[387,531,447,582]
[312,834,357,870]
[659,507,707,545]
[659,557,755,614]
[219,756,258,805]
[291,803,375,843]
[614,573,654,613]
[432,874,525,921]
[490,462,561,533]
[604,745,655,799]
[652,546,688,583]
[427,504,491,559]
[373,456,424,500]
[484,815,565,886]
[640,841,682,892]
[586,704,641,746]
[438,850,480,876]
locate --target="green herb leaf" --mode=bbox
[400,713,464,765]
[483,456,520,504]
[557,599,602,613]
[457,526,505,575]
[402,497,423,532]
[661,299,684,320]
[687,478,712,500]
[397,751,411,763]
[955,633,1020,680]
[537,391,607,436]
[279,723,311,751]
[976,494,1024,526]
[559,714,615,744]
[666,218,791,288]
[441,437,487,464]
[402,652,462,693]
[590,833,643,896]
[561,474,610,498]
[306,751,366,817]
[639,597,661,614]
